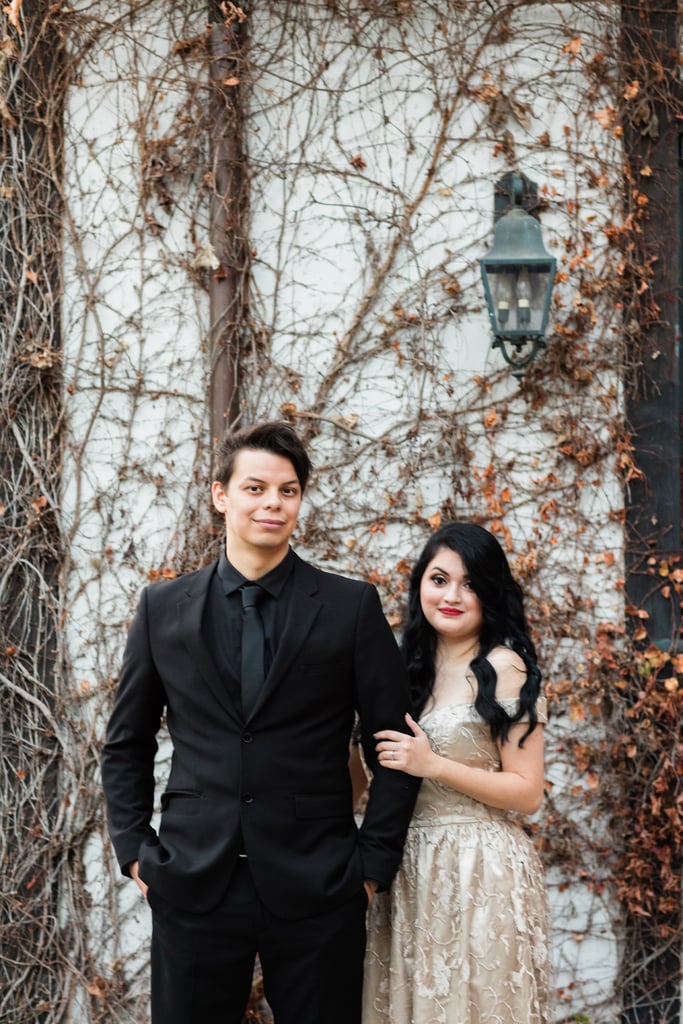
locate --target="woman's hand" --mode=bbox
[375,713,437,778]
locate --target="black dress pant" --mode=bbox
[149,859,368,1024]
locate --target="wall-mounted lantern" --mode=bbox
[479,172,556,375]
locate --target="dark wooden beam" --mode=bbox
[622,2,681,644]
[620,3,681,1022]
[207,2,250,445]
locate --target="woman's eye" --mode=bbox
[431,574,447,585]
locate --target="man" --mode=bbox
[101,420,420,1024]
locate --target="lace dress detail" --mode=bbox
[363,698,551,1024]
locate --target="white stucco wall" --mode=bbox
[60,3,629,1020]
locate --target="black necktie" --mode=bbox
[240,584,265,718]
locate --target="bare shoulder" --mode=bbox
[487,646,527,700]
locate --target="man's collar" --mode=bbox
[217,547,295,598]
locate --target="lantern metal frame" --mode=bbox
[479,172,556,374]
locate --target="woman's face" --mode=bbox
[419,546,483,644]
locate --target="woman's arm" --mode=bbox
[375,713,545,815]
[435,720,544,814]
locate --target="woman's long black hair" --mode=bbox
[402,521,542,745]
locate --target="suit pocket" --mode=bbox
[160,789,201,815]
[294,793,350,819]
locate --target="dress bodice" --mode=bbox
[411,697,547,827]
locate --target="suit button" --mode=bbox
[242,792,254,804]
[242,732,253,743]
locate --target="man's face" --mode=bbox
[211,448,302,560]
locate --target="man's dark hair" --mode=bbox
[214,421,312,492]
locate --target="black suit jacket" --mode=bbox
[101,553,420,918]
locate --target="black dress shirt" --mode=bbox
[203,547,296,690]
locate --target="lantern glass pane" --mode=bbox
[482,260,554,338]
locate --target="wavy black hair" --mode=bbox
[402,521,542,745]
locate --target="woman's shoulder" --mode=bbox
[486,646,547,723]
[486,645,527,699]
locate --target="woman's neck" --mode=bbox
[435,636,479,668]
[430,637,481,706]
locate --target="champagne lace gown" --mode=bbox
[362,697,551,1024]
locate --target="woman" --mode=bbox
[362,522,551,1024]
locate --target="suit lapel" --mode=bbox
[176,562,243,724]
[247,556,322,720]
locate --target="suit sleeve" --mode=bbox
[101,588,166,874]
[353,584,420,888]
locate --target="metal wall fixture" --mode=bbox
[479,172,556,375]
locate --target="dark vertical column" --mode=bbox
[620,3,681,1023]
[622,0,681,643]
[207,1,250,445]
[679,135,683,534]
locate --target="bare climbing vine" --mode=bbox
[0,2,680,1022]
